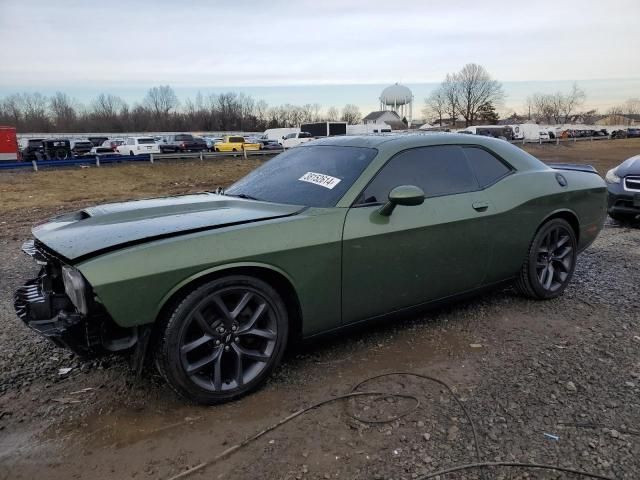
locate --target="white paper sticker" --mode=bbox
[298,172,341,190]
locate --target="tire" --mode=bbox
[130,150,135,157]
[155,275,289,405]
[515,218,577,300]
[54,148,67,160]
[609,211,637,223]
[232,148,237,152]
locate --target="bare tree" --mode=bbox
[50,92,77,131]
[341,104,361,124]
[454,63,504,127]
[441,74,460,126]
[423,88,446,126]
[22,93,51,131]
[527,83,586,124]
[143,85,179,118]
[558,82,585,123]
[625,98,640,116]
[326,106,339,121]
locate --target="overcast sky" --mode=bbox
[1,0,638,113]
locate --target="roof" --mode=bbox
[362,110,402,122]
[307,133,514,151]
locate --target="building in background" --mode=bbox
[362,110,407,130]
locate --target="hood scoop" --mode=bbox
[33,193,303,261]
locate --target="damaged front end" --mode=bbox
[14,239,139,357]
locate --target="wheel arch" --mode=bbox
[538,208,580,243]
[155,263,303,345]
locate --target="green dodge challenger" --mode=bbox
[15,134,607,404]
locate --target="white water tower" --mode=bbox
[379,83,414,126]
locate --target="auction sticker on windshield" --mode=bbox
[299,172,341,189]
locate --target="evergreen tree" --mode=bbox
[478,101,499,124]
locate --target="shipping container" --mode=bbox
[300,122,347,137]
[0,126,18,161]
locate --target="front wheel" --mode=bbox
[155,276,289,404]
[129,150,135,156]
[516,218,577,299]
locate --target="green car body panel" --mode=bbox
[25,134,606,341]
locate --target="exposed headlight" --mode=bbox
[605,169,621,184]
[61,266,89,315]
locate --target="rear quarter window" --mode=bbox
[463,147,512,187]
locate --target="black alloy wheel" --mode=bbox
[156,276,288,404]
[516,218,577,299]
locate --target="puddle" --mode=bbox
[46,323,476,452]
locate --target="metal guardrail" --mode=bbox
[0,148,283,171]
[508,135,619,145]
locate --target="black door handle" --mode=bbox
[472,201,489,212]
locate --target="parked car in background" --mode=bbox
[102,138,125,151]
[87,136,109,147]
[213,135,260,152]
[203,137,223,151]
[606,155,640,222]
[280,131,314,149]
[159,134,207,153]
[627,128,640,138]
[42,139,72,160]
[192,136,208,152]
[263,127,299,141]
[116,136,160,156]
[611,130,627,139]
[15,134,607,404]
[20,138,44,161]
[256,139,283,151]
[70,140,94,156]
[90,146,119,156]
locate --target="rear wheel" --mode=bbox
[155,276,288,404]
[129,150,135,157]
[516,218,577,299]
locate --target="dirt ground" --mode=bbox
[1,140,639,480]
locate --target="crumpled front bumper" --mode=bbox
[14,275,90,354]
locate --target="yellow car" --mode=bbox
[213,136,261,152]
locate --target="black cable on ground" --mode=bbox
[166,372,615,480]
[350,372,482,463]
[167,390,420,480]
[416,461,615,480]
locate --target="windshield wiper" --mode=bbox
[225,193,261,201]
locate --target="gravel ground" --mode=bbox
[1,142,639,479]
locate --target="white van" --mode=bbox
[280,131,314,149]
[116,137,160,156]
[263,128,299,142]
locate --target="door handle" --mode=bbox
[472,201,489,212]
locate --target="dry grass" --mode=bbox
[1,139,638,239]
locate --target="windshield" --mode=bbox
[225,145,377,207]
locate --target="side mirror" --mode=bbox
[378,185,425,216]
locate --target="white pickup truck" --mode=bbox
[279,131,314,149]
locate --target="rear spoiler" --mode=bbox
[547,163,599,174]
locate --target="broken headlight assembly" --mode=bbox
[61,266,89,315]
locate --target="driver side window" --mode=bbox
[357,145,479,205]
